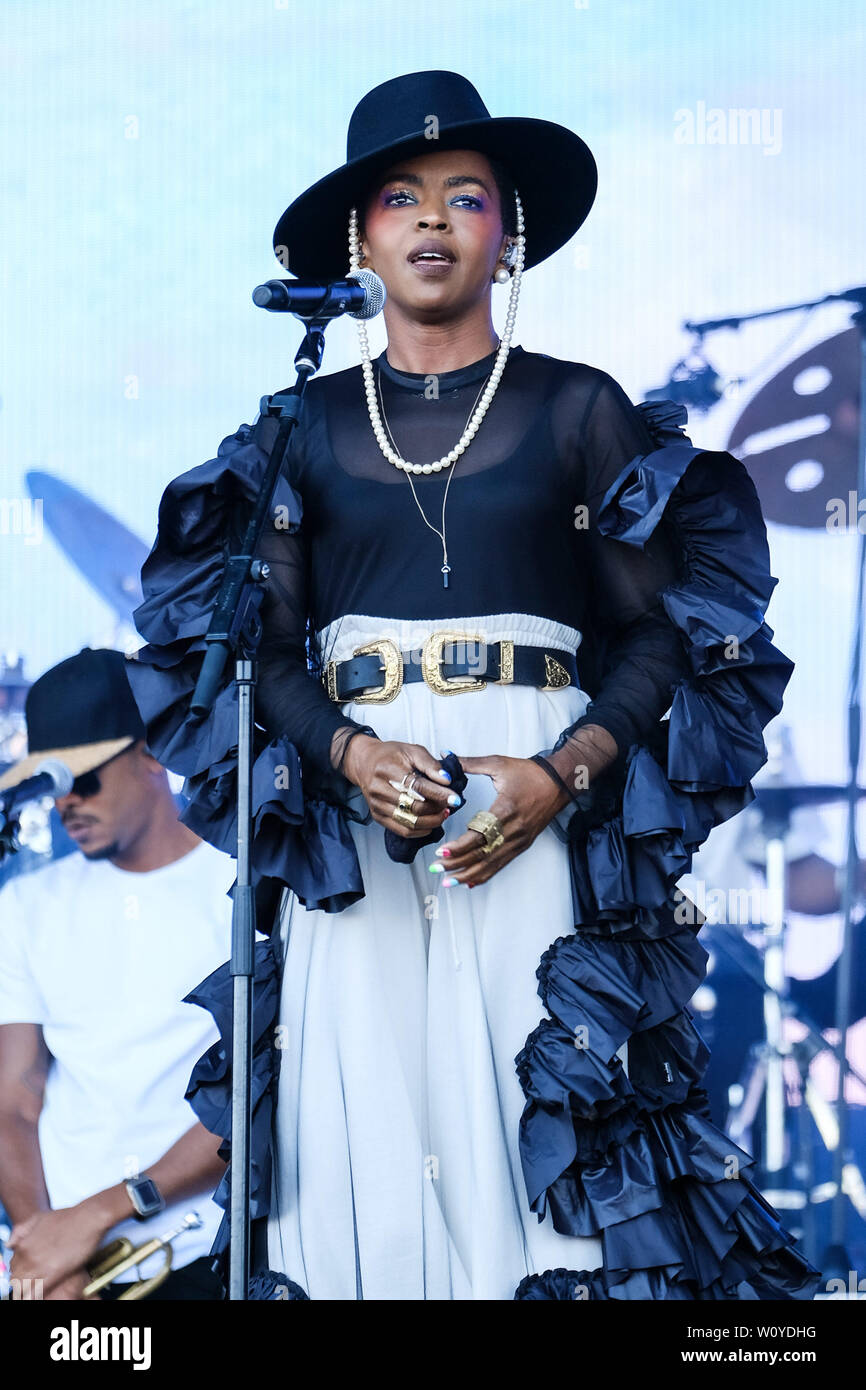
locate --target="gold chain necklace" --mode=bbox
[376,361,491,589]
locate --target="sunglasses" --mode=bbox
[67,745,139,798]
[69,767,104,798]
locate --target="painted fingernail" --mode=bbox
[447,793,461,807]
[437,769,452,781]
[429,862,444,874]
[435,847,451,857]
[442,877,457,888]
[442,810,451,819]
[439,748,453,758]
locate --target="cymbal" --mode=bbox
[726,327,860,529]
[26,471,149,624]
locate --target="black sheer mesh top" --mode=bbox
[254,343,692,800]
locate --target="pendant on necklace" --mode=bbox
[441,564,451,589]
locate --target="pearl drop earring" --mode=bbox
[494,240,517,284]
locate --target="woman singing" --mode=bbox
[128,70,821,1301]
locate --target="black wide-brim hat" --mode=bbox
[273,70,597,280]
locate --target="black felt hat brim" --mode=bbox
[272,117,597,280]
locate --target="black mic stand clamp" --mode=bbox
[189,317,329,1301]
[0,806,22,866]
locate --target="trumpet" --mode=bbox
[83,1211,203,1300]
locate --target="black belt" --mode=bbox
[323,634,578,704]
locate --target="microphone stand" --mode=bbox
[685,286,866,1276]
[189,315,330,1301]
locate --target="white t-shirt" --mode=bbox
[0,840,238,1278]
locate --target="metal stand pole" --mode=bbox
[190,320,329,1300]
[830,305,866,1259]
[228,658,255,1301]
[762,831,788,1175]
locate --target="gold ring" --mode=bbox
[397,791,415,811]
[467,810,505,854]
[393,804,418,828]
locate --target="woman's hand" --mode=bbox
[432,754,570,887]
[342,734,459,837]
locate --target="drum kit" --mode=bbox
[666,293,866,1277]
[691,734,866,1271]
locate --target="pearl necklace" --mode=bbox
[347,192,525,475]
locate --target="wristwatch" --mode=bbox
[124,1175,166,1220]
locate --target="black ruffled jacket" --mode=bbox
[126,367,820,1300]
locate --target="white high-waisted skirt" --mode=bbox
[267,612,626,1300]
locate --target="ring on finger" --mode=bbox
[389,777,424,803]
[466,810,506,855]
[393,804,418,827]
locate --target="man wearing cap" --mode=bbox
[0,648,236,1299]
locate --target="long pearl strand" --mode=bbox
[347,192,525,476]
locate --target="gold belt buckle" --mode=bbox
[325,639,403,704]
[421,630,513,696]
[540,654,572,691]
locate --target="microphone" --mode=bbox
[0,759,74,813]
[252,268,386,320]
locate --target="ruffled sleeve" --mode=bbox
[539,392,794,914]
[587,396,791,853]
[182,933,282,1264]
[513,397,818,1300]
[126,411,376,913]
